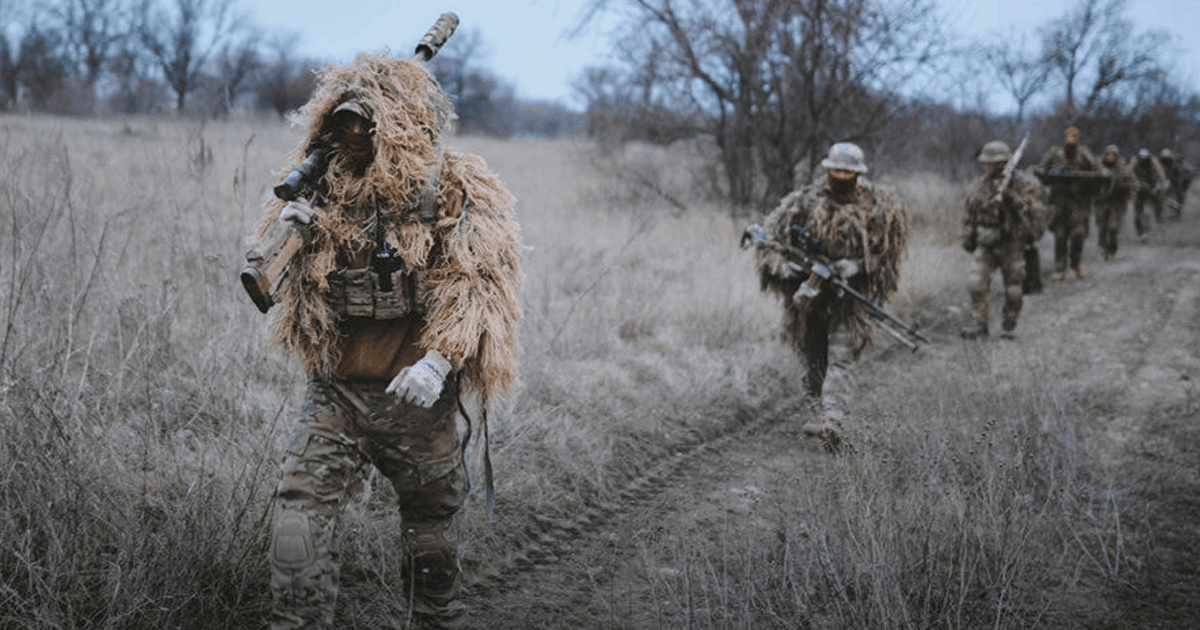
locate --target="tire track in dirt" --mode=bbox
[463,379,838,627]
[1094,254,1200,629]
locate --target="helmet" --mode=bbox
[1161,148,1174,160]
[1138,148,1151,159]
[1104,144,1119,155]
[821,142,868,173]
[977,140,1011,163]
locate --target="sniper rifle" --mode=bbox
[741,223,931,351]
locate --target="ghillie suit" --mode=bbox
[961,167,1047,337]
[256,53,522,630]
[756,176,910,400]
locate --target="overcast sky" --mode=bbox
[249,0,1200,112]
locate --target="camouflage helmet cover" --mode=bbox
[1161,148,1174,159]
[821,142,869,173]
[977,140,1011,163]
[1138,148,1151,158]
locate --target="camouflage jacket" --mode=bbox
[1160,156,1194,191]
[1037,144,1100,201]
[1098,157,1136,203]
[963,170,1046,245]
[1132,156,1168,193]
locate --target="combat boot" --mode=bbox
[799,402,842,454]
[1071,263,1085,280]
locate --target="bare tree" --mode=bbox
[17,25,71,110]
[47,0,127,99]
[428,26,484,106]
[213,28,261,115]
[983,29,1051,123]
[578,0,951,211]
[136,0,234,113]
[1039,0,1167,118]
[253,33,316,117]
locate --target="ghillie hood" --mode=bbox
[256,53,522,401]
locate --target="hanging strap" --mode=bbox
[457,394,495,523]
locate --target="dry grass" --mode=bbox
[0,115,1128,629]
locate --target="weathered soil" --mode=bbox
[463,211,1200,629]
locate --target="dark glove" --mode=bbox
[963,229,978,253]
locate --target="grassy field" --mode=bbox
[0,114,1145,629]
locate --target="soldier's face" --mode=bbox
[1064,129,1079,147]
[828,168,857,182]
[985,161,1005,177]
[331,111,375,169]
[1104,150,1118,164]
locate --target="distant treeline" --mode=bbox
[2,0,1197,201]
[0,0,582,138]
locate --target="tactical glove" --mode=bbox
[831,258,859,279]
[963,229,978,253]
[387,349,452,408]
[280,200,317,225]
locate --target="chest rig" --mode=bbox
[326,160,442,319]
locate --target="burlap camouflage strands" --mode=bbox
[256,53,523,402]
[756,176,910,352]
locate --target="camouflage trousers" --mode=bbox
[269,376,469,630]
[968,237,1025,332]
[1134,191,1162,236]
[1050,199,1091,272]
[1094,197,1127,257]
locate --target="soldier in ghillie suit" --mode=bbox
[755,142,910,444]
[1036,126,1100,281]
[1132,148,1168,240]
[1095,145,1135,260]
[960,140,1046,340]
[1159,148,1193,218]
[253,53,522,630]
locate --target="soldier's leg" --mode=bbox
[393,465,470,629]
[364,381,470,629]
[1152,196,1163,223]
[1022,244,1042,294]
[270,387,362,630]
[1051,206,1069,279]
[1068,204,1089,279]
[1133,194,1148,238]
[966,249,993,335]
[802,308,831,399]
[999,241,1025,337]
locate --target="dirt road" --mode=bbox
[464,215,1200,629]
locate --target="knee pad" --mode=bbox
[271,510,315,570]
[1005,285,1023,301]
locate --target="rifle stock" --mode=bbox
[742,223,931,351]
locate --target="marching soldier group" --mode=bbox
[958,126,1193,341]
[750,129,1192,450]
[239,22,1194,623]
